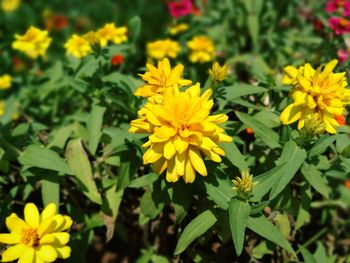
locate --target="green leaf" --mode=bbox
[87,105,106,155]
[41,177,60,207]
[270,141,307,199]
[247,215,294,254]
[66,139,102,204]
[298,245,317,263]
[301,164,330,198]
[221,141,248,170]
[128,16,141,42]
[169,181,192,224]
[228,198,250,255]
[128,173,158,188]
[47,125,75,149]
[235,111,280,149]
[116,145,140,191]
[174,210,217,255]
[19,145,73,175]
[224,84,266,100]
[295,182,311,229]
[309,135,336,157]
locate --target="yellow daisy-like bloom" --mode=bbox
[232,170,256,200]
[187,36,215,63]
[83,31,99,46]
[96,23,128,47]
[129,84,232,183]
[168,23,189,35]
[209,62,228,83]
[280,59,350,134]
[134,58,192,98]
[147,39,181,61]
[12,27,51,59]
[64,34,92,59]
[0,74,12,89]
[1,0,20,12]
[0,203,72,263]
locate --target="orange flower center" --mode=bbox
[339,18,349,27]
[337,0,347,7]
[21,228,40,247]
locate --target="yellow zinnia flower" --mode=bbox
[147,39,180,61]
[134,58,192,98]
[209,62,228,83]
[1,0,20,12]
[168,23,189,35]
[129,84,232,183]
[280,59,350,134]
[96,23,128,47]
[0,74,12,89]
[0,203,72,263]
[187,36,215,63]
[64,34,92,59]
[12,26,52,59]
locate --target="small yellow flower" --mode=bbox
[1,0,20,12]
[0,203,72,263]
[187,36,215,63]
[168,23,189,35]
[209,62,228,83]
[147,39,181,61]
[232,170,256,200]
[83,31,99,46]
[96,23,128,47]
[0,100,5,116]
[64,34,92,59]
[0,74,12,89]
[301,113,326,136]
[280,59,350,134]
[129,84,232,183]
[134,58,192,98]
[12,26,52,59]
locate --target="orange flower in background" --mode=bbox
[246,128,254,134]
[111,54,124,66]
[334,114,347,125]
[45,14,68,31]
[345,180,350,189]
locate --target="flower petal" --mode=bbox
[24,203,40,228]
[18,247,35,263]
[0,233,21,244]
[36,245,57,262]
[1,244,26,262]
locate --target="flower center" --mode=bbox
[21,228,40,247]
[339,18,349,27]
[337,0,347,7]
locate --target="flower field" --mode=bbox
[0,0,350,262]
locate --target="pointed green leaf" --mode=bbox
[87,105,106,155]
[301,164,330,198]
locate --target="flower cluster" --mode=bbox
[0,203,72,263]
[65,23,128,58]
[147,39,181,61]
[280,59,350,134]
[187,36,215,63]
[326,0,350,34]
[130,59,231,183]
[12,26,52,59]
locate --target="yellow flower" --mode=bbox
[0,100,5,116]
[280,59,350,134]
[187,36,215,63]
[83,31,99,46]
[147,39,180,61]
[1,0,20,12]
[12,27,51,59]
[64,34,92,59]
[209,62,228,83]
[129,84,232,183]
[134,58,192,98]
[232,170,256,200]
[168,23,189,35]
[0,203,72,263]
[0,74,12,89]
[96,23,128,47]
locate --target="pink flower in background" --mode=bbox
[326,0,348,13]
[343,2,350,15]
[337,49,349,62]
[168,0,193,19]
[328,17,350,34]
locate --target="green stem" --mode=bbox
[295,227,328,255]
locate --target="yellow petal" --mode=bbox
[6,214,29,233]
[0,233,21,244]
[18,247,35,263]
[40,203,57,222]
[39,234,55,245]
[152,157,167,175]
[56,246,71,259]
[173,136,189,153]
[24,203,40,228]
[36,245,58,262]
[164,140,176,160]
[188,148,207,176]
[165,158,179,182]
[51,232,70,245]
[280,104,302,125]
[143,144,163,164]
[1,244,26,262]
[183,159,196,183]
[37,218,55,236]
[175,151,186,176]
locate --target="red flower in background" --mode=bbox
[345,180,350,189]
[168,0,193,19]
[45,14,68,31]
[111,54,124,66]
[334,114,347,125]
[326,0,350,15]
[337,48,350,62]
[328,17,350,34]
